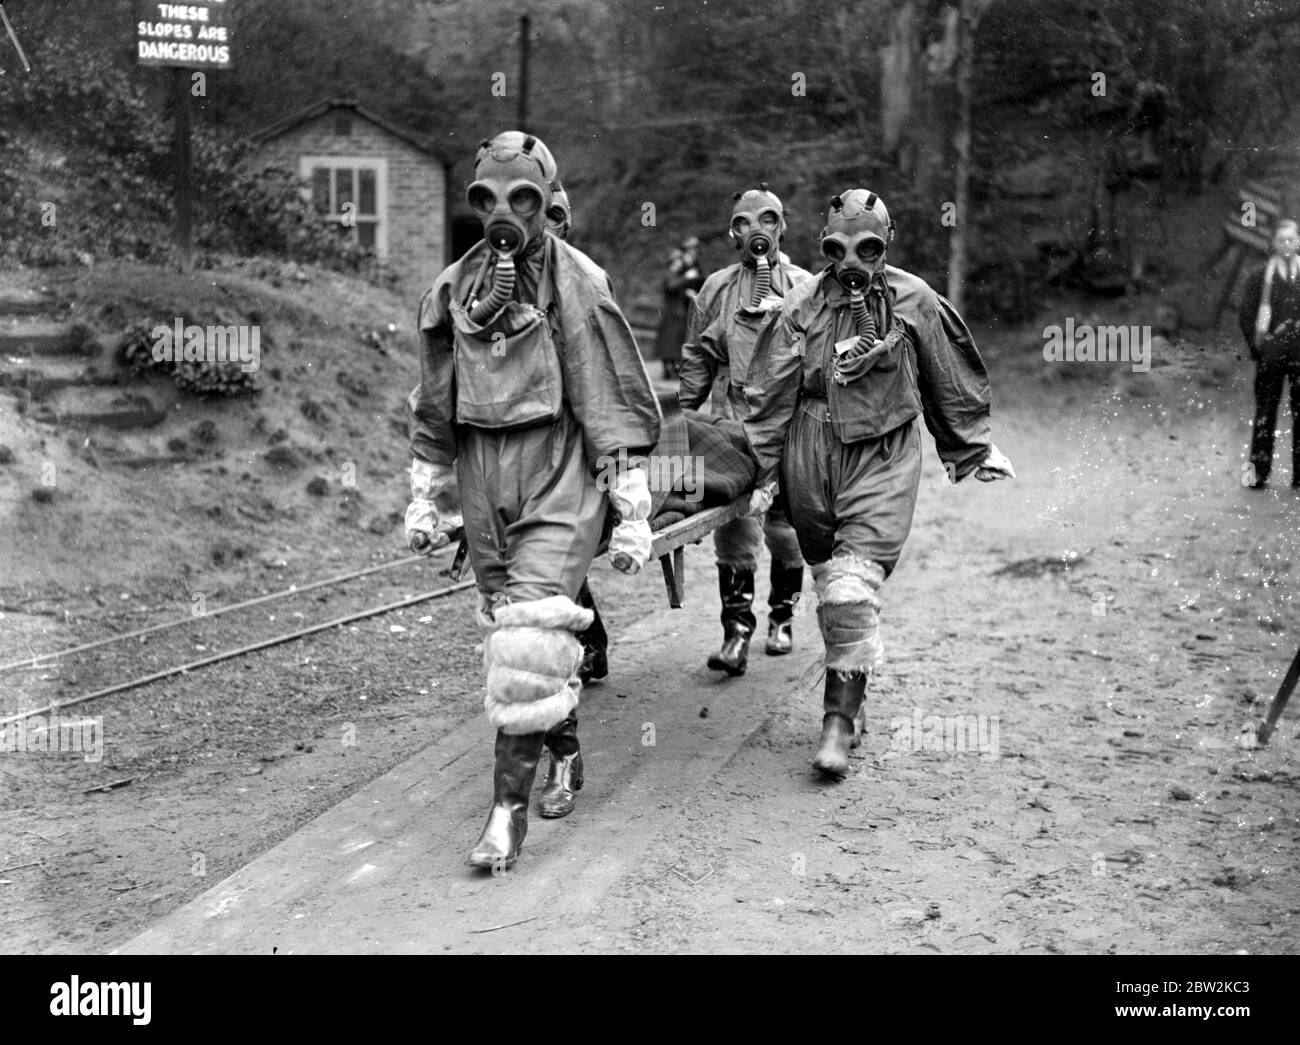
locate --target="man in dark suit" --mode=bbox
[1239,219,1300,489]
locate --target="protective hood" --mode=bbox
[820,189,895,291]
[466,131,559,256]
[546,183,572,241]
[730,186,786,266]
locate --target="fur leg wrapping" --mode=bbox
[813,555,886,674]
[482,596,595,735]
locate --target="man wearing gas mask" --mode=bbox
[407,132,661,869]
[743,189,1015,778]
[678,186,811,675]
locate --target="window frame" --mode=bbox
[298,155,389,261]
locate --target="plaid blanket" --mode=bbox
[648,395,756,528]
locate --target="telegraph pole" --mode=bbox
[518,13,530,129]
[173,67,193,274]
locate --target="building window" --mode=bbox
[299,156,387,260]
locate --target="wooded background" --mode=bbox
[2,0,1298,314]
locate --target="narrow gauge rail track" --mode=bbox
[0,554,432,672]
[0,545,476,727]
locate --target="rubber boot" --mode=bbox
[706,565,755,676]
[765,563,804,656]
[812,669,867,778]
[850,704,867,749]
[468,729,547,870]
[539,712,583,819]
[576,579,609,683]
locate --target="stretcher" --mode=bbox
[439,494,753,609]
[648,496,750,608]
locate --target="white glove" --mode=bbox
[607,467,652,574]
[405,499,445,554]
[406,458,454,553]
[974,443,1016,483]
[748,480,776,517]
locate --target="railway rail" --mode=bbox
[0,498,751,728]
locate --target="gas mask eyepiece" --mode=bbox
[821,189,894,290]
[730,188,785,265]
[545,185,572,240]
[467,131,558,257]
[820,233,885,289]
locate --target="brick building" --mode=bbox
[250,98,453,293]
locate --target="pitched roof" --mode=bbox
[250,96,456,165]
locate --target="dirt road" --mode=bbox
[108,354,1300,955]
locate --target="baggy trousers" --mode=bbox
[779,399,922,673]
[458,409,606,605]
[713,510,805,572]
[458,410,605,734]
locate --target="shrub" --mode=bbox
[118,322,262,397]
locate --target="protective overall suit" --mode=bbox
[544,183,610,689]
[743,189,1014,778]
[407,132,661,867]
[678,187,811,675]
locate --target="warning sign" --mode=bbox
[135,1,232,70]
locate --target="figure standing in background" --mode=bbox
[1239,218,1300,490]
[655,237,703,379]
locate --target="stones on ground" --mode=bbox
[336,371,370,397]
[1169,784,1193,800]
[300,398,328,424]
[192,419,219,446]
[31,487,55,503]
[306,476,330,496]
[0,445,13,465]
[265,444,303,470]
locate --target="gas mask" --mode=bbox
[545,184,572,241]
[466,131,558,257]
[819,189,895,294]
[465,131,559,323]
[729,186,786,306]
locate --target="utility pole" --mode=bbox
[174,67,193,275]
[518,13,530,129]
